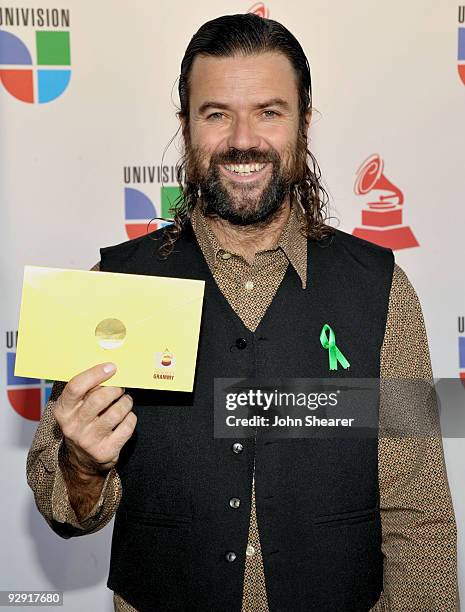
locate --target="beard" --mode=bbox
[184,138,304,226]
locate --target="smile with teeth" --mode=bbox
[223,162,268,176]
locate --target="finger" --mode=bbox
[95,394,133,432]
[105,410,137,450]
[79,385,126,422]
[60,363,117,411]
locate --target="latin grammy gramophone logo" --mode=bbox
[153,348,176,381]
[247,2,269,18]
[352,154,419,250]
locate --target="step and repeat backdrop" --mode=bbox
[1,0,464,609]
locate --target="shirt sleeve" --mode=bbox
[25,261,122,539]
[113,592,138,612]
[373,263,459,611]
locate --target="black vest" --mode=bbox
[100,222,394,612]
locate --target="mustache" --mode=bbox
[209,148,280,166]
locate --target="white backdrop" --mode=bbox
[1,1,464,609]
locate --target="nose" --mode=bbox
[226,115,261,151]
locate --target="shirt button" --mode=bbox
[244,280,254,291]
[232,442,243,454]
[225,551,237,562]
[220,251,232,260]
[235,338,247,350]
[229,497,241,509]
[246,544,256,557]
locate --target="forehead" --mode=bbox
[188,51,299,110]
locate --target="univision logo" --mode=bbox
[459,6,465,86]
[0,7,70,103]
[124,165,180,240]
[6,331,53,421]
[459,316,465,386]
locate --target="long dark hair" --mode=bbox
[154,13,335,256]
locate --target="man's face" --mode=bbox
[183,51,310,225]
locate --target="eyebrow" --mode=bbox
[198,97,291,115]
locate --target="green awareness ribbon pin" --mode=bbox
[319,324,350,371]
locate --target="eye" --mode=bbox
[263,110,279,118]
[207,112,224,120]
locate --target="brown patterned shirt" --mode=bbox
[26,199,459,611]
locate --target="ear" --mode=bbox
[303,109,312,134]
[178,112,189,143]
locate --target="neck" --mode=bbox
[205,196,292,264]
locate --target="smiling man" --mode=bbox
[27,13,458,612]
[186,51,304,230]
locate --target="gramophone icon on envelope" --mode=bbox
[352,154,419,250]
[14,266,205,392]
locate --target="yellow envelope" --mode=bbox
[15,266,205,392]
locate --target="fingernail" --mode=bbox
[103,363,116,373]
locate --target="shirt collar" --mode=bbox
[190,196,308,289]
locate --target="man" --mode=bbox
[26,13,459,612]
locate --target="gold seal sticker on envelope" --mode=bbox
[14,266,205,392]
[95,318,127,349]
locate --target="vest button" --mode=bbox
[235,338,247,349]
[246,544,256,557]
[225,551,237,562]
[232,442,243,454]
[229,497,241,509]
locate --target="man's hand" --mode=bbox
[53,362,137,475]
